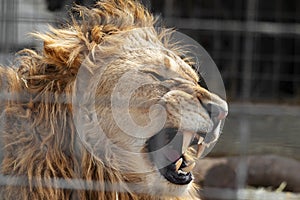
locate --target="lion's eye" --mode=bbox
[198,78,208,90]
[186,60,209,90]
[140,70,166,81]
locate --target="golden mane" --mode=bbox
[0,0,199,199]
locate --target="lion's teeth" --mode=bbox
[175,158,183,172]
[198,136,204,144]
[177,169,188,175]
[182,131,194,154]
[196,143,206,158]
[181,161,195,173]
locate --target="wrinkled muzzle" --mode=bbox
[146,87,228,185]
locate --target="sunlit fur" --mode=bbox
[0,0,209,199]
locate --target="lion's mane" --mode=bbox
[0,0,199,199]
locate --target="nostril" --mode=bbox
[205,103,228,120]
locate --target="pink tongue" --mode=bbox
[162,147,181,162]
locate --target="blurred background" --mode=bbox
[0,0,299,199]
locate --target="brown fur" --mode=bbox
[0,1,228,199]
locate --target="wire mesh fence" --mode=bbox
[1,0,299,103]
[0,0,299,199]
[152,0,300,104]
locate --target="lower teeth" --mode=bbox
[177,169,188,175]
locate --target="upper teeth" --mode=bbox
[196,142,206,158]
[196,135,205,158]
[174,133,206,175]
[182,131,206,159]
[181,131,195,154]
[181,161,196,173]
[197,135,204,144]
[175,160,196,174]
[175,158,183,172]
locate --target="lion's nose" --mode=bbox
[194,86,228,120]
[204,102,228,120]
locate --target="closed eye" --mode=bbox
[198,77,208,90]
[140,69,166,81]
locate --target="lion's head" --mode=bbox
[0,1,227,199]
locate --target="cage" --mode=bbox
[0,0,299,199]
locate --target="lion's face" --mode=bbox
[83,29,228,196]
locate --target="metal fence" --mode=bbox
[1,0,299,104]
[151,0,300,104]
[0,0,299,199]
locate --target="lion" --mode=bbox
[0,0,228,199]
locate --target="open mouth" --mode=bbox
[146,128,207,185]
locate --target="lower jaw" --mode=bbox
[158,162,193,185]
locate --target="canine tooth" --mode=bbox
[196,143,206,158]
[182,131,194,153]
[175,158,183,172]
[181,161,196,173]
[197,136,204,144]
